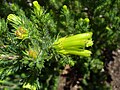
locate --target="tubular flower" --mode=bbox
[53,32,93,57]
[15,27,28,39]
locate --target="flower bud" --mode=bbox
[7,14,21,25]
[63,5,67,10]
[106,26,111,31]
[33,1,43,15]
[33,1,40,11]
[79,18,83,21]
[84,18,90,23]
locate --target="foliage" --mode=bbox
[0,0,120,90]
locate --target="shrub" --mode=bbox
[0,0,119,90]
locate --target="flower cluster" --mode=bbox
[53,32,93,57]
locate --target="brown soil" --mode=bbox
[108,49,120,90]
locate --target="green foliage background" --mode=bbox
[0,0,120,90]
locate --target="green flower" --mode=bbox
[53,32,93,57]
[59,50,92,57]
